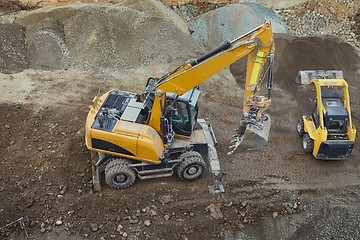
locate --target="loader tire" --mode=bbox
[105,159,135,189]
[296,118,305,137]
[302,133,314,154]
[177,151,206,181]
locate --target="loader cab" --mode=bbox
[322,92,348,135]
[166,87,200,138]
[312,91,348,136]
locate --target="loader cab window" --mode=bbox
[312,105,320,128]
[324,98,343,108]
[327,119,347,134]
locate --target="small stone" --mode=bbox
[144,220,151,227]
[38,147,43,151]
[57,194,63,199]
[55,220,63,226]
[116,224,123,232]
[189,212,195,217]
[238,223,245,231]
[272,212,279,218]
[40,227,46,233]
[4,124,10,129]
[205,203,223,219]
[164,214,170,221]
[90,223,98,232]
[122,232,128,238]
[129,219,138,224]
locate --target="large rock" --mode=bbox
[0,23,28,73]
[189,2,288,47]
[26,18,70,70]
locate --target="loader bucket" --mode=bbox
[228,115,271,154]
[295,70,343,84]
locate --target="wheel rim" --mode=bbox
[297,122,301,133]
[184,165,203,179]
[114,174,127,184]
[303,137,307,150]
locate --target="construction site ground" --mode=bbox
[1,0,360,239]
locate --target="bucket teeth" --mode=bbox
[228,115,271,155]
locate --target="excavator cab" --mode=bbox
[165,88,200,138]
[295,70,356,160]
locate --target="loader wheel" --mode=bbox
[302,133,314,154]
[296,118,305,137]
[177,151,206,181]
[105,159,135,189]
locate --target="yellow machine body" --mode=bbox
[85,21,276,190]
[86,91,164,164]
[299,77,356,160]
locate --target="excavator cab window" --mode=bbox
[165,99,193,137]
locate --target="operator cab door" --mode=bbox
[166,88,200,138]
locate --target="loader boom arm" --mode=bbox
[148,21,275,134]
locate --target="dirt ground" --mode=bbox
[1,1,360,240]
[1,35,360,239]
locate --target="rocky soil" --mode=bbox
[0,0,360,240]
[276,0,360,48]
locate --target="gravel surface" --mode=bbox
[188,2,288,47]
[275,0,360,48]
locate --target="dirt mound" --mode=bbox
[189,2,288,47]
[0,0,200,73]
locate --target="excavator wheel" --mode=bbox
[302,133,314,154]
[177,151,206,181]
[296,118,305,137]
[105,158,136,189]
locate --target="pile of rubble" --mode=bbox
[276,0,360,48]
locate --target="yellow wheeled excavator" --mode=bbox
[85,21,275,191]
[296,70,356,160]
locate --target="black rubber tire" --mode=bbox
[177,151,206,181]
[105,159,136,189]
[296,118,305,137]
[302,133,314,154]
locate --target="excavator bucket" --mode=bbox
[295,70,343,84]
[228,115,271,154]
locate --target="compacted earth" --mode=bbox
[0,0,360,239]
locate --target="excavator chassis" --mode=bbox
[91,119,223,193]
